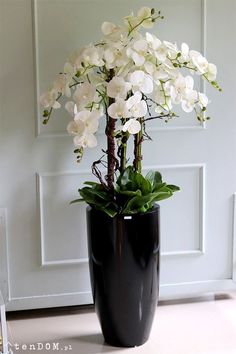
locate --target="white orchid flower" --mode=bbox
[163,40,178,59]
[73,83,98,109]
[198,92,209,109]
[64,62,75,76]
[73,132,97,148]
[180,43,190,61]
[67,109,100,149]
[74,110,100,133]
[129,70,153,94]
[53,74,71,97]
[107,76,131,99]
[122,119,141,134]
[67,119,85,136]
[190,51,217,81]
[101,22,118,36]
[169,74,194,104]
[40,90,59,109]
[146,32,162,51]
[104,46,129,69]
[126,39,148,67]
[65,101,76,116]
[137,7,154,29]
[206,63,217,81]
[81,46,104,67]
[144,61,169,81]
[190,50,209,74]
[126,92,147,118]
[154,85,172,113]
[104,48,116,67]
[108,99,131,119]
[154,44,167,63]
[181,90,198,112]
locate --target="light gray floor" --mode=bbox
[6,292,236,354]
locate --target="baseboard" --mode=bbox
[6,279,236,311]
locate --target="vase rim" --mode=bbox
[86,203,159,218]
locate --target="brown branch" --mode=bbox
[105,100,117,191]
[92,158,108,190]
[133,118,144,173]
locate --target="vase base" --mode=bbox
[104,335,149,348]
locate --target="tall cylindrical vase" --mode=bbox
[86,205,160,347]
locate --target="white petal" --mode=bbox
[137,7,151,19]
[86,133,97,148]
[67,119,85,135]
[74,104,78,115]
[181,101,194,113]
[126,92,142,109]
[101,21,117,35]
[181,43,189,56]
[142,75,153,94]
[75,110,91,122]
[107,102,119,119]
[137,100,147,117]
[52,101,61,109]
[185,76,194,90]
[207,63,217,81]
[67,121,78,135]
[65,85,71,98]
[65,101,75,116]
[132,52,145,67]
[199,93,208,107]
[123,119,141,134]
[133,39,148,52]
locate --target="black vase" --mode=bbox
[86,204,160,347]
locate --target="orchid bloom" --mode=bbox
[40,6,220,165]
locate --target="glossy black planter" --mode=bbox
[86,205,160,347]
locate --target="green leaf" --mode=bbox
[123,194,155,214]
[70,198,84,204]
[79,187,110,203]
[146,171,162,190]
[99,207,117,217]
[83,181,99,187]
[166,184,180,192]
[153,182,167,192]
[117,166,134,187]
[134,173,152,195]
[152,191,173,201]
[118,189,142,197]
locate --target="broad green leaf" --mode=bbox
[134,173,152,195]
[70,198,84,204]
[153,182,167,192]
[117,166,134,188]
[152,191,173,202]
[146,171,162,190]
[118,189,142,197]
[100,207,117,217]
[166,184,180,192]
[83,181,98,187]
[123,194,155,214]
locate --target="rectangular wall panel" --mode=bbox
[38,164,204,266]
[38,172,92,265]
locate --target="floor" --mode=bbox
[5,292,236,354]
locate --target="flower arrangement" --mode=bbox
[40,7,220,216]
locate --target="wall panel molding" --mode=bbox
[7,278,236,310]
[37,172,89,267]
[232,193,236,282]
[144,163,206,256]
[0,209,10,303]
[37,163,205,266]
